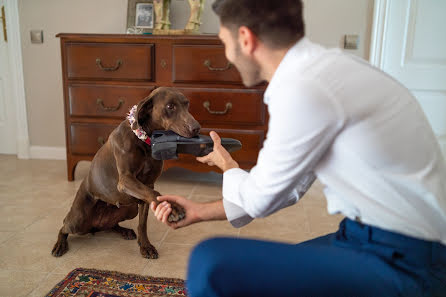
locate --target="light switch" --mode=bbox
[344,34,359,50]
[30,30,43,44]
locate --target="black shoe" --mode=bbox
[150,130,242,160]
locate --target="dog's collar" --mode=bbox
[127,105,151,145]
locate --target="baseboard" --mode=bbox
[29,146,66,160]
[16,138,30,159]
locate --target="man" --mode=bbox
[151,0,446,296]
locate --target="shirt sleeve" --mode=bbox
[222,79,345,221]
[223,170,316,227]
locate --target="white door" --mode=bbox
[375,0,446,156]
[0,0,17,154]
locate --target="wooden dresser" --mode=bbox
[57,33,267,181]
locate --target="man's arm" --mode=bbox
[219,79,344,219]
[150,196,226,229]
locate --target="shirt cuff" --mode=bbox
[223,198,253,228]
[222,167,248,205]
[222,168,253,227]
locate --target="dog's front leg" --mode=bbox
[117,174,159,204]
[117,174,185,223]
[137,202,158,259]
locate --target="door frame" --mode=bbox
[4,0,29,158]
[369,0,388,68]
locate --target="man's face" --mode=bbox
[218,26,263,87]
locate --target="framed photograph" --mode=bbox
[126,0,154,33]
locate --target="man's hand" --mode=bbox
[196,131,239,172]
[150,195,202,229]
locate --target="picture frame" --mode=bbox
[126,0,155,33]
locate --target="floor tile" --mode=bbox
[28,272,67,297]
[141,243,194,279]
[239,203,312,243]
[163,220,238,246]
[0,270,49,297]
[0,232,16,245]
[0,205,49,232]
[192,181,223,197]
[52,236,157,275]
[0,232,82,273]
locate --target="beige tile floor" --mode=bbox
[0,154,343,296]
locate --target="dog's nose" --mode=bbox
[191,124,201,136]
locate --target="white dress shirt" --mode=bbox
[222,38,446,245]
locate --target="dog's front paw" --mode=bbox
[140,244,159,259]
[51,240,68,257]
[167,202,186,223]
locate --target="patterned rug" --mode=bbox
[45,268,187,297]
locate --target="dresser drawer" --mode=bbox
[177,88,265,126]
[172,45,241,84]
[70,123,117,155]
[69,84,154,119]
[66,43,154,81]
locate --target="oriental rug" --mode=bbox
[45,268,187,297]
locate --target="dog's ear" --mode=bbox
[134,95,154,130]
[133,87,167,130]
[134,88,163,130]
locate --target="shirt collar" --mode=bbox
[264,37,314,104]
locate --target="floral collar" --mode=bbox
[127,105,151,145]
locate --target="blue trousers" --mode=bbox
[187,218,446,297]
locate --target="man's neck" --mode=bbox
[257,45,292,82]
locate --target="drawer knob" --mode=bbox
[96,98,124,112]
[203,101,232,115]
[203,59,232,71]
[96,58,122,71]
[97,136,106,146]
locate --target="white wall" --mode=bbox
[170,0,374,58]
[303,0,374,59]
[17,0,374,152]
[18,0,127,149]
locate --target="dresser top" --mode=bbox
[56,33,220,43]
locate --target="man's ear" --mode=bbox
[134,94,154,130]
[238,26,257,56]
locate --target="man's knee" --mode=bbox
[189,237,233,271]
[187,237,236,297]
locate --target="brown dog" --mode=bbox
[51,87,200,259]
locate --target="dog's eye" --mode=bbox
[166,103,175,110]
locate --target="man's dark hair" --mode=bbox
[212,0,305,48]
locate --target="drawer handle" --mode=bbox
[97,136,106,146]
[203,101,232,115]
[96,98,124,112]
[96,58,122,71]
[203,59,232,71]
